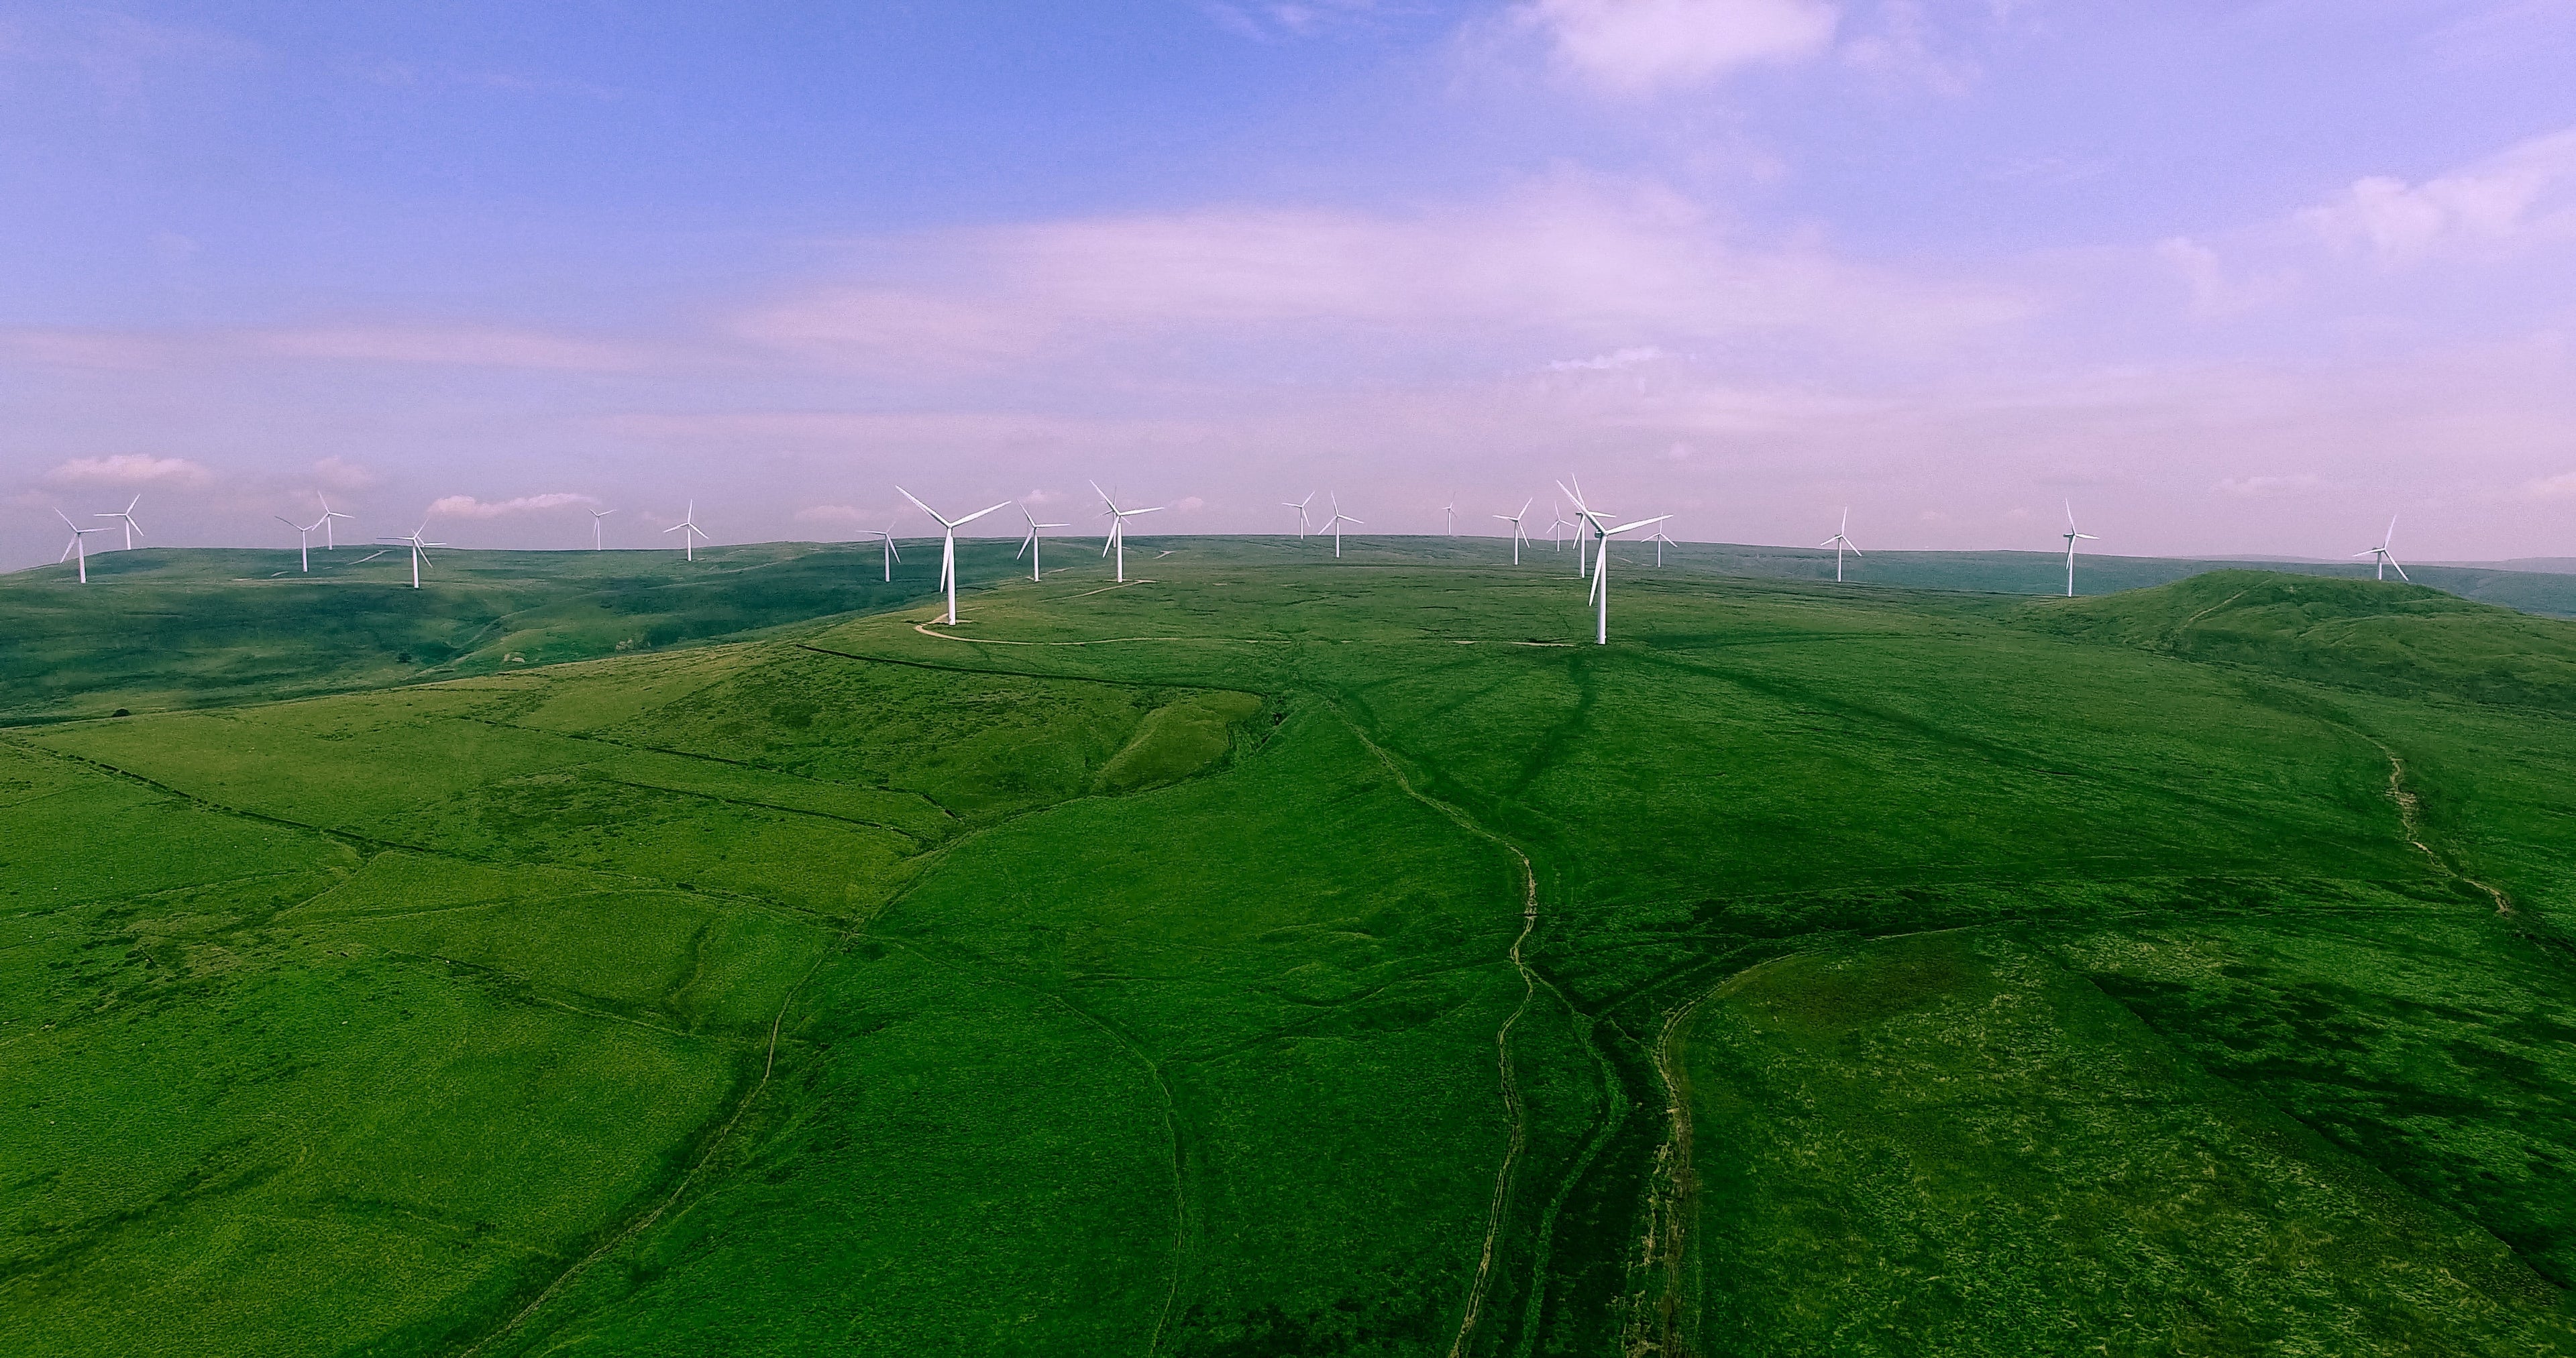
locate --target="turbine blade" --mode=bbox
[955,501,1012,526]
[894,486,946,524]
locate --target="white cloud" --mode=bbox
[1515,0,1839,95]
[44,454,212,487]
[2526,471,2576,499]
[427,492,598,518]
[2296,125,2576,264]
[794,503,873,524]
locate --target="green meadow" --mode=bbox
[3,536,2573,1355]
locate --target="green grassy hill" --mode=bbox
[3,543,2573,1355]
[0,541,1024,724]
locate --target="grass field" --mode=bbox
[3,536,2572,1355]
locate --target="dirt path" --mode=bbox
[2366,737,2515,915]
[1314,699,1540,1358]
[1617,983,1725,1358]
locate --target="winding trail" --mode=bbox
[1315,698,1540,1358]
[2365,736,2515,915]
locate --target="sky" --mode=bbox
[5,0,2575,567]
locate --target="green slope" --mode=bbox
[3,549,2573,1356]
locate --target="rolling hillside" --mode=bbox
[3,543,2572,1355]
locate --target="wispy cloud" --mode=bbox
[44,454,212,487]
[1512,0,1840,95]
[2214,474,2323,498]
[736,176,2027,375]
[256,325,661,372]
[1550,345,1669,371]
[427,492,599,518]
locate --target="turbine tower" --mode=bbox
[2060,501,2098,598]
[1015,502,1071,581]
[1587,513,1672,644]
[317,494,354,549]
[56,510,106,584]
[897,486,1010,624]
[1821,508,1863,583]
[662,502,710,561]
[96,496,143,551]
[2355,516,2410,582]
[1493,498,1533,565]
[1282,492,1316,538]
[276,512,326,572]
[590,508,616,550]
[377,522,445,589]
[1324,495,1362,559]
[1091,482,1165,583]
[871,521,904,582]
[1443,500,1456,536]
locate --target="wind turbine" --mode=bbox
[897,486,1010,624]
[377,522,445,589]
[662,501,710,561]
[1587,513,1672,644]
[1443,499,1456,536]
[871,519,904,582]
[1091,482,1164,583]
[1556,477,1610,581]
[2060,501,2098,598]
[1015,502,1071,581]
[317,493,354,549]
[1648,528,1676,567]
[1324,495,1362,559]
[1493,498,1533,565]
[96,495,143,551]
[590,508,616,550]
[56,510,106,584]
[276,511,326,571]
[1821,508,1863,583]
[1282,492,1316,539]
[2355,516,2410,582]
[1546,508,1572,553]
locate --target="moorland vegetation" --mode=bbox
[3,537,2572,1356]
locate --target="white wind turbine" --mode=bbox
[2355,516,2410,582]
[1587,512,1672,644]
[1443,499,1456,536]
[1323,494,1362,559]
[276,510,327,571]
[1493,498,1534,565]
[1091,482,1165,583]
[96,495,144,550]
[662,501,710,561]
[897,486,1011,624]
[56,510,107,584]
[1821,508,1863,583]
[1556,477,1610,581]
[378,522,445,589]
[1648,528,1675,567]
[1282,492,1316,539]
[317,493,354,549]
[1015,502,1071,581]
[2060,500,2098,598]
[590,507,616,550]
[1546,507,1572,553]
[871,518,904,583]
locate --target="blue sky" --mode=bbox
[6,1,2576,566]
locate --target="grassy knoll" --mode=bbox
[3,537,2573,1355]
